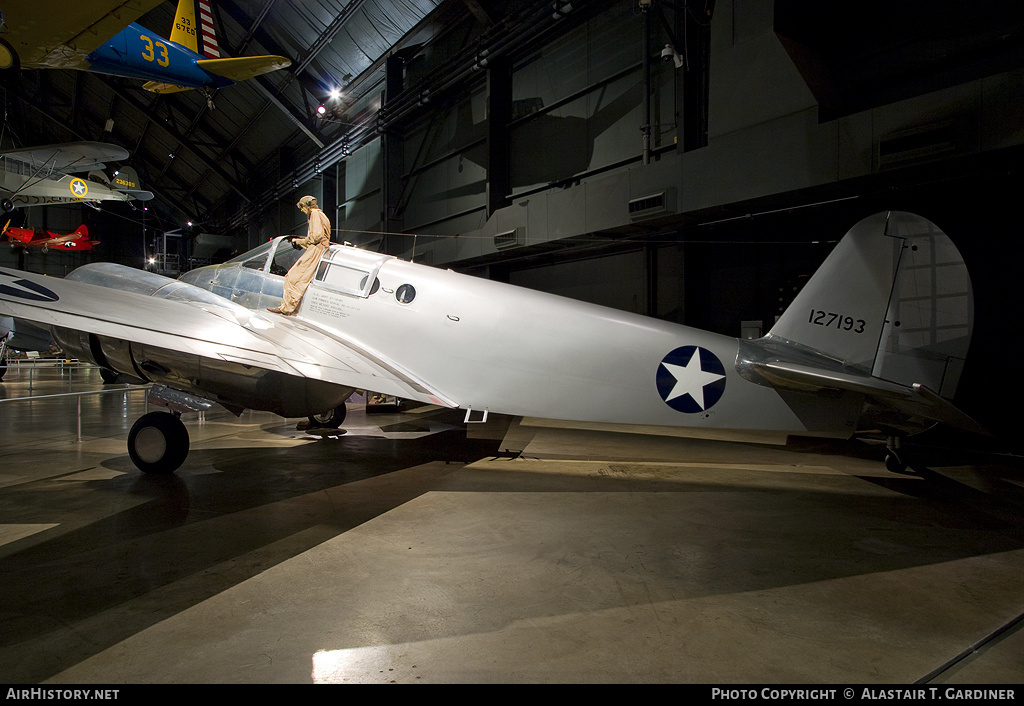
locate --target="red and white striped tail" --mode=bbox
[197,0,220,58]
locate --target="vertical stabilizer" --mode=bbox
[171,0,200,54]
[171,0,221,58]
[765,211,973,399]
[767,211,902,372]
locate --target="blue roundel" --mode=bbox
[656,345,727,414]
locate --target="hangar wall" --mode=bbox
[327,0,1024,276]
[258,0,1024,436]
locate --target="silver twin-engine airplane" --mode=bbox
[0,210,984,474]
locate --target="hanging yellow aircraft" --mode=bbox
[0,0,290,96]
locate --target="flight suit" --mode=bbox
[277,206,331,315]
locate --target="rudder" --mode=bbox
[171,0,221,58]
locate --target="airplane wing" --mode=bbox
[3,227,38,245]
[0,267,458,409]
[0,142,130,173]
[2,1,165,69]
[197,55,293,82]
[742,358,989,435]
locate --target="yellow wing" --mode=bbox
[4,1,165,70]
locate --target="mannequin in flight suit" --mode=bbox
[268,195,331,315]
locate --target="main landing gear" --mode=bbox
[127,411,190,475]
[307,402,347,429]
[126,401,350,474]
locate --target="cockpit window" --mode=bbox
[225,239,274,265]
[270,240,303,276]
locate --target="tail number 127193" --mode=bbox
[809,309,866,333]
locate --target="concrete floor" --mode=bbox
[1,362,1023,684]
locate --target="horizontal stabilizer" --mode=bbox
[142,81,193,94]
[743,358,989,436]
[118,189,155,202]
[197,55,292,82]
[110,166,154,201]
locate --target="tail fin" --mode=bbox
[171,0,221,58]
[766,211,973,399]
[111,166,155,202]
[74,225,88,237]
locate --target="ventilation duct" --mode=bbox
[878,121,957,168]
[628,189,676,221]
[494,227,525,249]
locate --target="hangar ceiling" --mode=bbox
[3,0,1024,247]
[0,0,449,234]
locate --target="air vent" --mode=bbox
[494,227,524,249]
[628,188,676,221]
[878,121,956,168]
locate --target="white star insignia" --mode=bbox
[71,180,87,196]
[661,349,726,410]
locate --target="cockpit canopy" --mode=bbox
[181,237,394,311]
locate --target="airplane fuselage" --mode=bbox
[85,24,229,89]
[0,171,131,207]
[2,211,974,474]
[182,240,864,437]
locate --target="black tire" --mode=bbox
[0,362,6,382]
[99,368,120,384]
[127,412,190,474]
[885,453,908,474]
[307,402,348,429]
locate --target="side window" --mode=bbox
[396,284,416,304]
[243,257,265,270]
[315,262,370,294]
[310,247,388,298]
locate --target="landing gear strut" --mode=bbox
[885,435,908,473]
[127,411,190,474]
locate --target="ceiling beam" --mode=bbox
[98,78,254,205]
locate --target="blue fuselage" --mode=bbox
[84,24,231,89]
